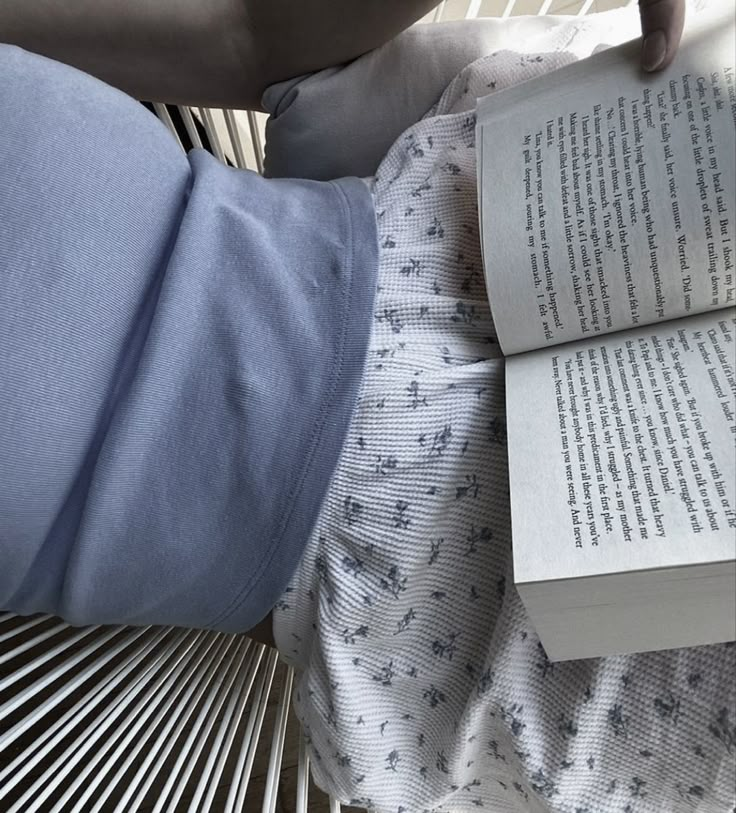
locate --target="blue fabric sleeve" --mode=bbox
[0,45,378,632]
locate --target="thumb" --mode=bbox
[639,0,686,72]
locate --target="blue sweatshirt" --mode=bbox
[0,44,378,633]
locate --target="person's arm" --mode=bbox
[0,0,438,109]
[1,0,685,111]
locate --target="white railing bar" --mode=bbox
[78,632,226,813]
[577,0,595,14]
[261,663,294,813]
[151,636,244,813]
[247,111,265,174]
[296,730,310,813]
[187,643,255,813]
[501,0,517,18]
[0,621,70,666]
[198,643,265,813]
[119,634,237,813]
[221,643,270,813]
[538,0,554,14]
[0,624,99,694]
[159,638,248,813]
[46,628,201,813]
[433,1,447,22]
[199,107,227,163]
[224,109,250,169]
[0,626,163,792]
[153,102,185,151]
[8,628,193,813]
[178,105,204,149]
[0,614,51,643]
[0,612,18,624]
[465,0,482,18]
[329,797,342,813]
[225,646,279,813]
[0,626,120,720]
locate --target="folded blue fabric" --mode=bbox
[0,45,378,632]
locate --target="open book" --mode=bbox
[476,4,736,661]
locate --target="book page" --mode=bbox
[478,6,735,355]
[506,309,736,584]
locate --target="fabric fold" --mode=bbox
[0,45,379,633]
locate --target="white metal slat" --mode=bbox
[0,624,97,695]
[152,637,248,813]
[433,1,447,22]
[247,111,266,174]
[0,621,69,665]
[199,107,227,162]
[185,642,252,812]
[224,647,280,812]
[7,629,195,813]
[296,731,311,813]
[0,627,298,811]
[0,626,120,720]
[83,633,233,813]
[466,0,483,18]
[0,615,48,644]
[117,635,244,812]
[224,108,250,169]
[46,630,205,813]
[0,626,164,797]
[49,629,206,813]
[178,105,205,149]
[197,643,266,812]
[261,663,294,813]
[153,101,185,150]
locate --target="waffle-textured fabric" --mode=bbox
[273,12,736,813]
[0,44,378,633]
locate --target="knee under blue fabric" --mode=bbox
[0,45,378,632]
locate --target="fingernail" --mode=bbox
[641,29,667,72]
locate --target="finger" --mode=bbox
[639,0,686,72]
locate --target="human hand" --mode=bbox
[639,0,686,72]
